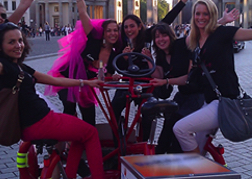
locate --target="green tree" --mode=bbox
[123,0,128,18]
[140,0,147,24]
[158,0,169,21]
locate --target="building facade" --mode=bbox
[29,0,158,31]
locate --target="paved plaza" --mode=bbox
[1,37,252,178]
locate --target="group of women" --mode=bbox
[1,0,252,178]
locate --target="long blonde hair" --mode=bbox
[188,0,219,50]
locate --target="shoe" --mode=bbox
[77,158,91,178]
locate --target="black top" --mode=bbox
[157,37,191,78]
[156,37,199,94]
[81,29,116,78]
[0,58,50,128]
[61,29,116,79]
[196,25,240,103]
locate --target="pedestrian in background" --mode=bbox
[44,22,50,41]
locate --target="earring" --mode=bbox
[103,39,106,44]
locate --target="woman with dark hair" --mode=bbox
[149,22,204,154]
[45,0,121,126]
[0,22,104,179]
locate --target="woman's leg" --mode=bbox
[22,111,104,179]
[155,113,183,154]
[79,104,96,126]
[111,89,128,123]
[58,89,77,116]
[173,100,219,152]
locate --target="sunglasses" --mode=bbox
[0,22,18,31]
[0,13,7,19]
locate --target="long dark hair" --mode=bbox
[121,14,145,52]
[102,19,122,54]
[0,22,30,65]
[151,22,176,64]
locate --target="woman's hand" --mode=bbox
[150,78,167,86]
[218,8,239,25]
[122,46,134,54]
[122,46,134,60]
[141,47,152,58]
[86,79,103,88]
[112,74,122,81]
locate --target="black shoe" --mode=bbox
[77,158,91,178]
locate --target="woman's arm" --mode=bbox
[150,74,188,87]
[8,0,33,24]
[233,28,252,41]
[76,0,93,35]
[161,0,187,25]
[33,71,102,87]
[145,0,187,42]
[150,59,192,86]
[0,62,3,75]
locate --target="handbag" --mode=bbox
[0,67,24,146]
[201,62,252,142]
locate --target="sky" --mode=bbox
[165,0,172,4]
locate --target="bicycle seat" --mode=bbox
[141,99,179,116]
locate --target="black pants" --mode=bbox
[58,89,95,126]
[45,30,50,41]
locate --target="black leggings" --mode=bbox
[58,89,95,126]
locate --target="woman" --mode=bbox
[148,22,204,154]
[0,22,104,179]
[111,0,188,140]
[45,0,121,126]
[172,0,252,153]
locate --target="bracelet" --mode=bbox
[79,79,84,92]
[79,79,84,87]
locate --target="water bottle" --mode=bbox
[97,60,105,81]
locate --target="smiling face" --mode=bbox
[194,3,210,30]
[123,18,141,41]
[103,22,119,45]
[154,30,170,52]
[1,29,24,61]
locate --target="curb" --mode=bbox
[26,53,59,61]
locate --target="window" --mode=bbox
[12,1,16,10]
[72,7,74,12]
[54,6,59,12]
[4,1,8,10]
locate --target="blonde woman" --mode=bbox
[173,0,252,153]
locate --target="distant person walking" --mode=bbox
[39,27,43,36]
[44,22,50,41]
